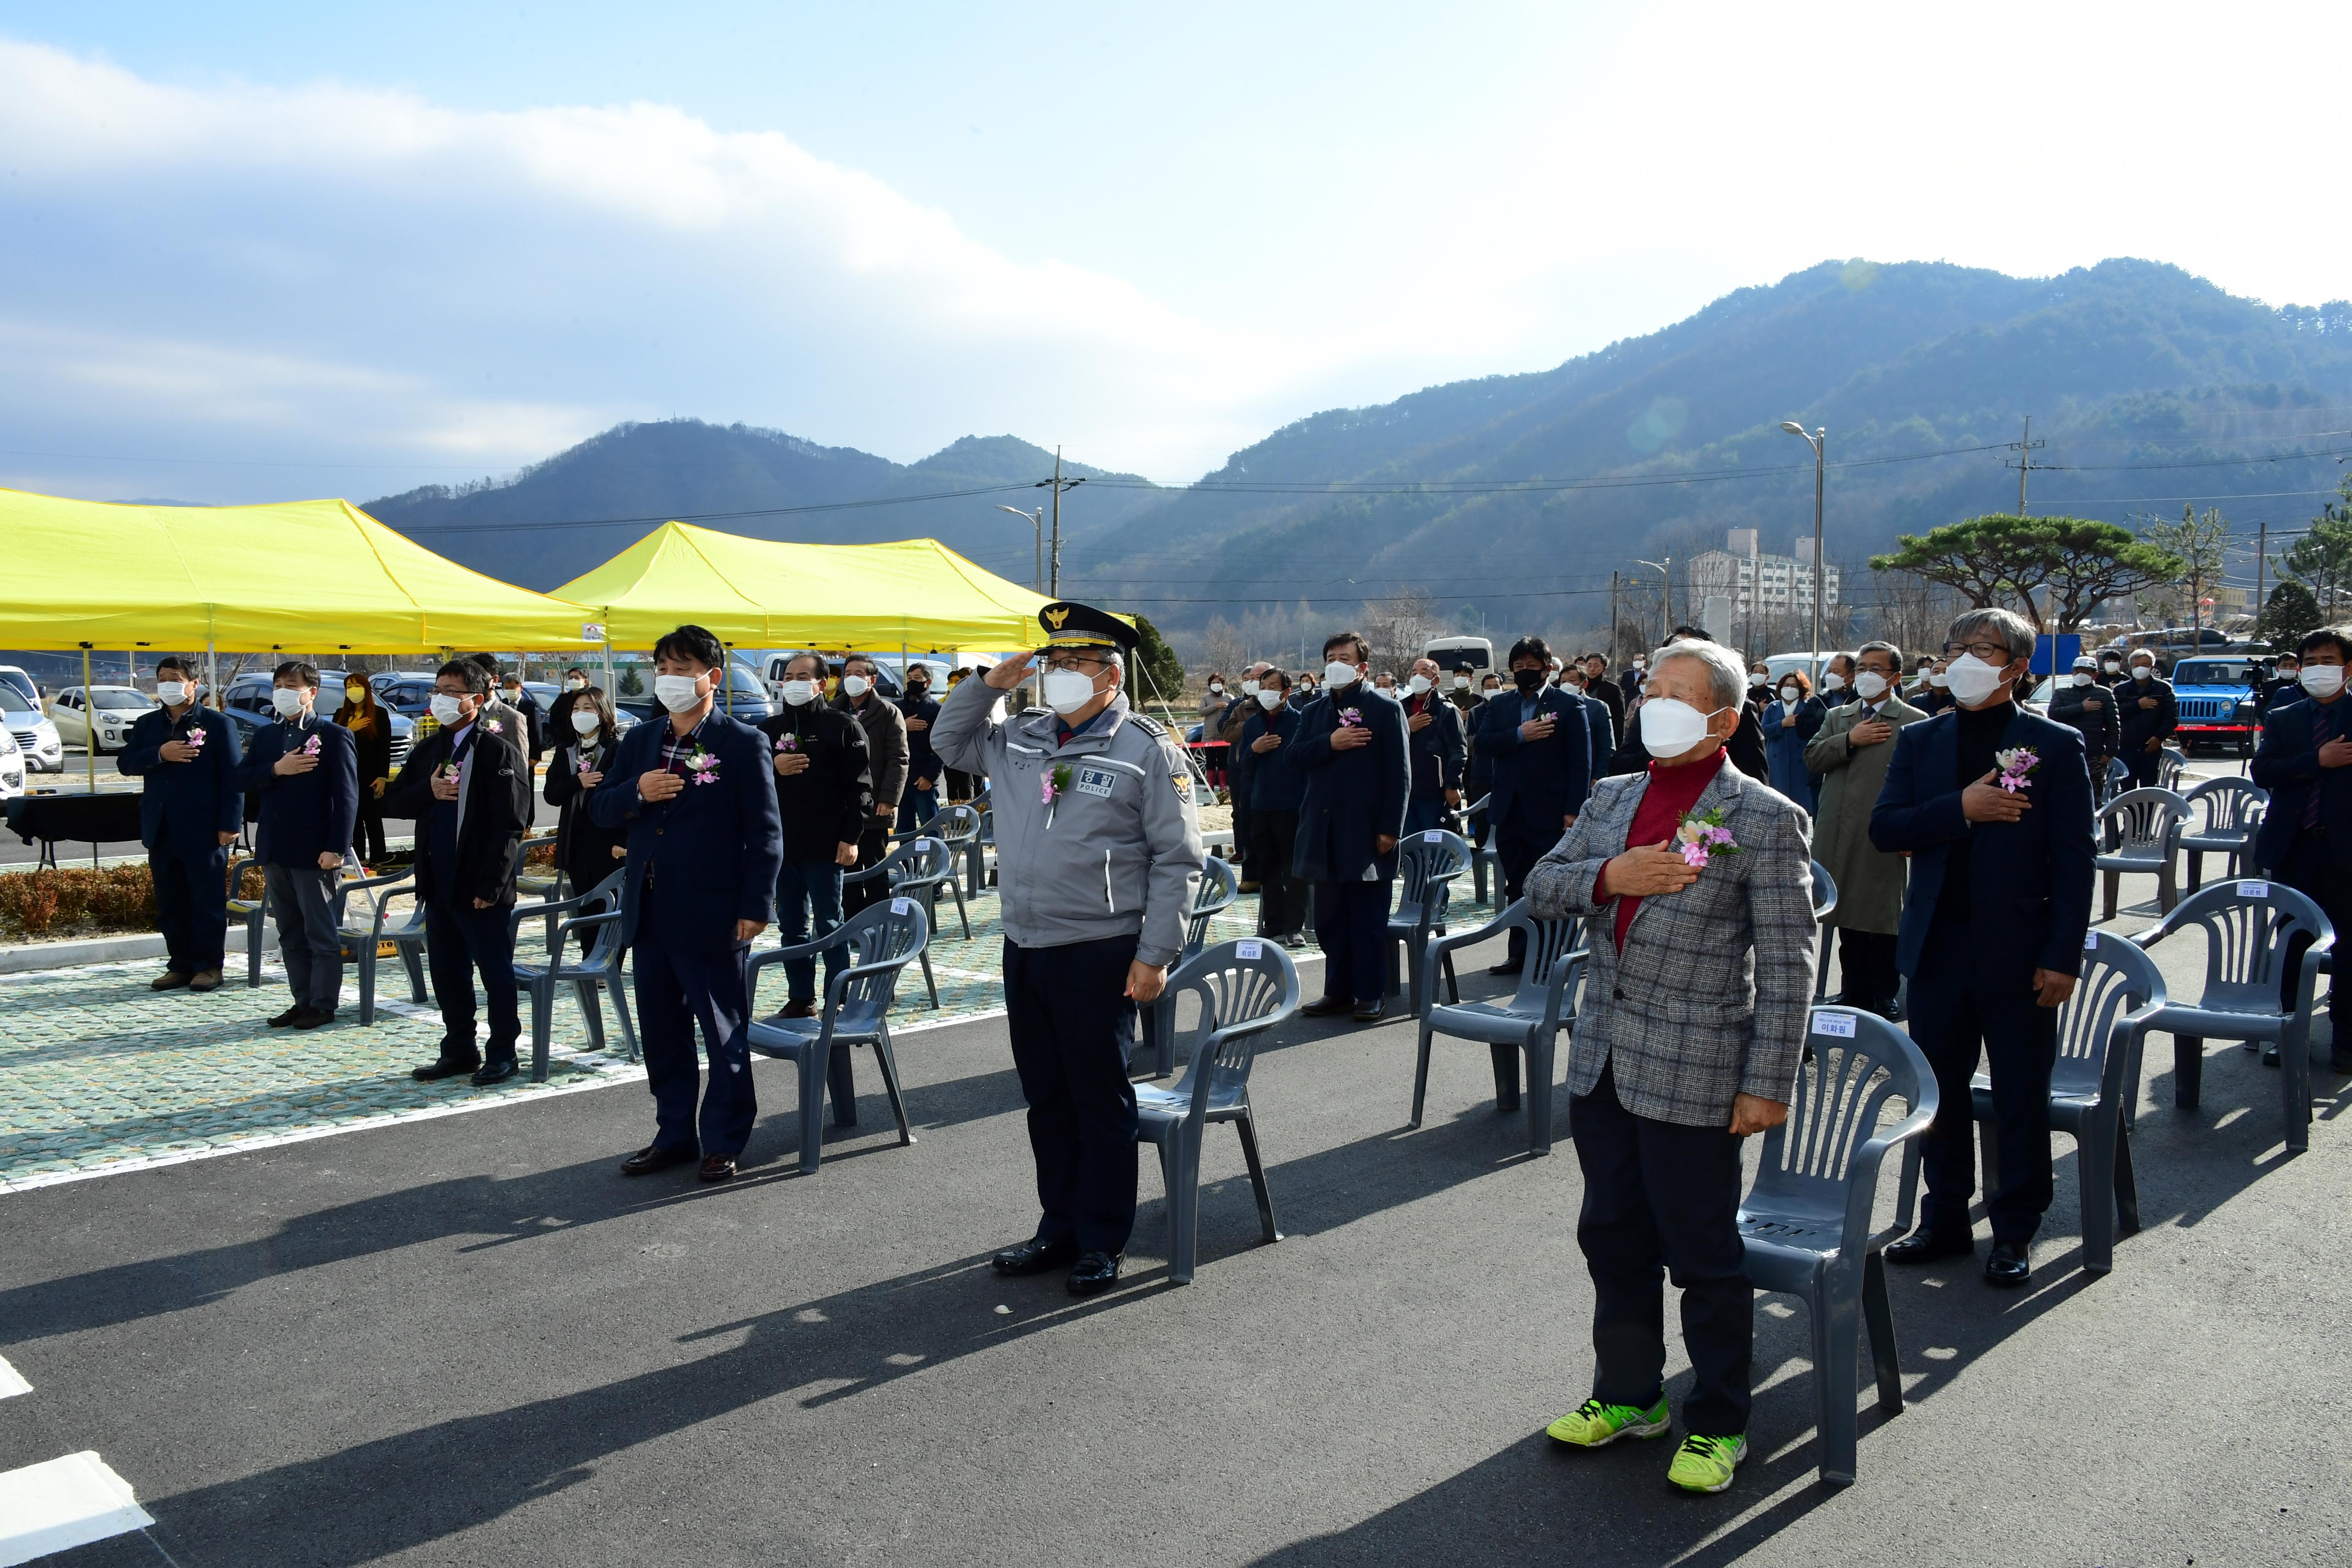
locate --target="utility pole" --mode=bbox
[1608,570,1619,662]
[1034,446,1086,599]
[2255,519,2268,640]
[2006,415,2047,516]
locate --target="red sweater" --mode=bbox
[1603,749,1727,950]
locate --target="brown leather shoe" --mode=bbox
[698,1154,738,1183]
[188,970,223,993]
[620,1144,697,1177]
[150,971,193,992]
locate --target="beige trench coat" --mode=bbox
[1802,694,1927,934]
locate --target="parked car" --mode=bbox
[49,685,158,755]
[2167,656,2264,756]
[0,664,42,710]
[0,682,64,773]
[0,725,25,799]
[615,663,779,724]
[222,669,414,774]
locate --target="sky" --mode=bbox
[0,0,2344,505]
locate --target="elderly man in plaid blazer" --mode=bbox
[1523,635,1817,1496]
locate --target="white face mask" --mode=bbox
[1407,674,1432,695]
[156,681,189,706]
[1854,672,1888,700]
[1820,671,1846,691]
[565,676,586,691]
[1208,682,1225,695]
[1778,685,1800,705]
[1637,697,1722,758]
[653,673,705,713]
[1324,659,1361,689]
[1240,679,1260,697]
[271,687,308,719]
[570,709,601,735]
[781,679,819,707]
[1482,686,1504,701]
[1749,672,1769,688]
[841,675,870,699]
[1632,660,1647,671]
[2071,672,2094,687]
[2102,661,2121,673]
[1453,674,1470,689]
[2278,666,2299,681]
[1043,667,1100,715]
[1944,653,2012,707]
[2300,663,2346,698]
[1255,688,1283,710]
[1928,672,1950,689]
[2132,665,2153,681]
[429,693,465,725]
[502,687,522,705]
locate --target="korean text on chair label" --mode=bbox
[1811,1010,1857,1038]
[2085,930,2099,949]
[2238,880,2269,898]
[1424,830,1443,842]
[1237,940,1263,959]
[893,898,912,915]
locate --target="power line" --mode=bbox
[393,481,1043,534]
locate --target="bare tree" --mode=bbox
[1200,617,1250,686]
[1361,591,1441,678]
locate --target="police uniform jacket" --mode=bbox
[118,705,245,852]
[930,676,1203,967]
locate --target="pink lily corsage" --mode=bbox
[683,746,720,785]
[1339,707,1363,727]
[1674,807,1741,869]
[484,719,503,734]
[1043,763,1071,827]
[183,727,206,751]
[1994,746,2039,794]
[774,733,799,753]
[301,734,321,757]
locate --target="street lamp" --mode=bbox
[1780,422,1827,680]
[997,504,1045,591]
[1633,558,1672,646]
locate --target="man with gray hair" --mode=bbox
[1871,607,2095,1288]
[1527,634,1816,1495]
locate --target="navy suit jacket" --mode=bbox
[2251,689,2352,872]
[589,710,784,950]
[233,715,358,867]
[1474,686,1592,830]
[1403,692,1465,800]
[1869,705,2095,979]
[117,705,243,852]
[1285,685,1410,882]
[1573,689,1614,765]
[381,719,535,906]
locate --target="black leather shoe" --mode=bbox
[471,1059,520,1086]
[1984,1239,2031,1288]
[267,1004,304,1027]
[1066,1250,1123,1296]
[698,1154,737,1183]
[1486,961,1523,977]
[991,1236,1080,1276]
[411,1056,483,1082]
[290,1007,335,1030]
[1300,996,1353,1018]
[1884,1225,1974,1265]
[1352,1001,1384,1024]
[2331,1052,2352,1075]
[620,1144,697,1176]
[779,999,817,1020]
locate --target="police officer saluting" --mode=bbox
[931,601,1204,1296]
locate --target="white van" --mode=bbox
[1424,636,1493,674]
[1764,650,1855,686]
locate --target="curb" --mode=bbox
[0,926,277,977]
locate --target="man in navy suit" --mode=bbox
[1474,635,1592,975]
[1287,631,1410,1022]
[1871,608,2095,1288]
[1401,656,1466,838]
[2251,625,2352,1072]
[117,654,243,993]
[1560,661,1617,764]
[232,662,359,1029]
[591,624,784,1182]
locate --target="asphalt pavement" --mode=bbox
[3,872,2347,1567]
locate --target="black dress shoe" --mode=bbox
[411,1056,483,1082]
[1884,1225,1975,1265]
[1983,1239,2031,1288]
[1352,1001,1384,1024]
[620,1144,697,1176]
[267,1004,305,1027]
[699,1154,737,1182]
[992,1236,1080,1276]
[1486,961,1523,977]
[1066,1250,1123,1296]
[779,999,817,1020]
[1300,996,1353,1018]
[471,1059,520,1086]
[290,1007,335,1030]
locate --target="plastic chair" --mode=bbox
[1411,902,1584,1154]
[743,898,930,1174]
[842,836,961,1005]
[2178,777,2265,892]
[2129,878,2334,1154]
[1386,828,1471,1015]
[511,829,564,949]
[1810,858,1840,999]
[926,803,983,900]
[1737,1006,1938,1486]
[1972,933,2164,1274]
[1133,936,1300,1283]
[509,868,640,1082]
[1461,792,1502,906]
[2094,787,2189,920]
[333,862,431,1025]
[2155,745,2187,793]
[970,802,996,891]
[226,852,268,988]
[1142,855,1244,1076]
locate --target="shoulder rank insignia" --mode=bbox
[1127,711,1166,737]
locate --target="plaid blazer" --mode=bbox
[1524,759,1816,1128]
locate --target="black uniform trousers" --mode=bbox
[1312,877,1389,1004]
[1004,933,1141,1255]
[424,897,521,1063]
[841,824,891,918]
[633,914,758,1157]
[1571,1059,1753,1437]
[1836,927,1900,1014]
[1906,919,2058,1242]
[150,839,229,975]
[1248,808,1306,938]
[2122,748,2162,789]
[2275,828,2351,1026]
[1497,807,1556,967]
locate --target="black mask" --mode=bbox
[1513,667,1544,692]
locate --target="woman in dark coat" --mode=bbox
[543,686,629,949]
[333,672,395,861]
[1761,670,1827,811]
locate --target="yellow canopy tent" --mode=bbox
[550,522,1065,651]
[0,488,602,653]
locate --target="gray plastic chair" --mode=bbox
[2094,787,2189,920]
[1386,828,1471,1015]
[1134,936,1300,1284]
[509,868,639,1082]
[2178,777,2265,892]
[1462,792,1502,906]
[927,803,983,900]
[1411,902,1584,1154]
[743,898,930,1174]
[1142,855,1243,1076]
[1973,932,2164,1274]
[226,851,269,988]
[334,862,430,1025]
[1738,1006,1938,1487]
[843,836,961,1003]
[2155,745,2187,793]
[969,801,996,892]
[2129,878,2334,1154]
[511,828,564,950]
[1809,858,1840,999]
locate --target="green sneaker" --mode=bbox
[1545,1396,1671,1449]
[1666,1432,1747,1494]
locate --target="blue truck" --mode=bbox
[2165,655,2266,756]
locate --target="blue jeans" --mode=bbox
[1403,797,1446,838]
[901,777,939,827]
[775,860,847,1005]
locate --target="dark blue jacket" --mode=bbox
[1285,685,1410,882]
[1403,692,1465,800]
[590,710,784,951]
[1473,685,1592,832]
[1869,705,2095,980]
[234,714,358,867]
[896,689,944,786]
[1242,705,1305,812]
[2117,673,2178,754]
[2251,689,2352,872]
[117,705,243,852]
[1572,688,1614,766]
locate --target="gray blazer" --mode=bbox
[1524,760,1817,1128]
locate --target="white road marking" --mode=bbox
[0,1451,155,1566]
[0,1354,27,1399]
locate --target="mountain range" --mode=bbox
[367,258,2352,642]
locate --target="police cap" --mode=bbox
[1038,600,1139,653]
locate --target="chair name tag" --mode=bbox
[1424,829,1443,841]
[1237,939,1263,959]
[1811,1010,1856,1038]
[1075,766,1117,798]
[2238,880,2269,898]
[2085,930,2099,949]
[893,897,912,914]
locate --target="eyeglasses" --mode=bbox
[1943,640,2012,662]
[1040,654,1107,674]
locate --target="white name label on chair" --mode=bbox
[1811,1010,1856,1038]
[2086,930,2099,949]
[1237,939,1263,959]
[893,898,912,915]
[1424,830,1443,842]
[2238,880,2270,898]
